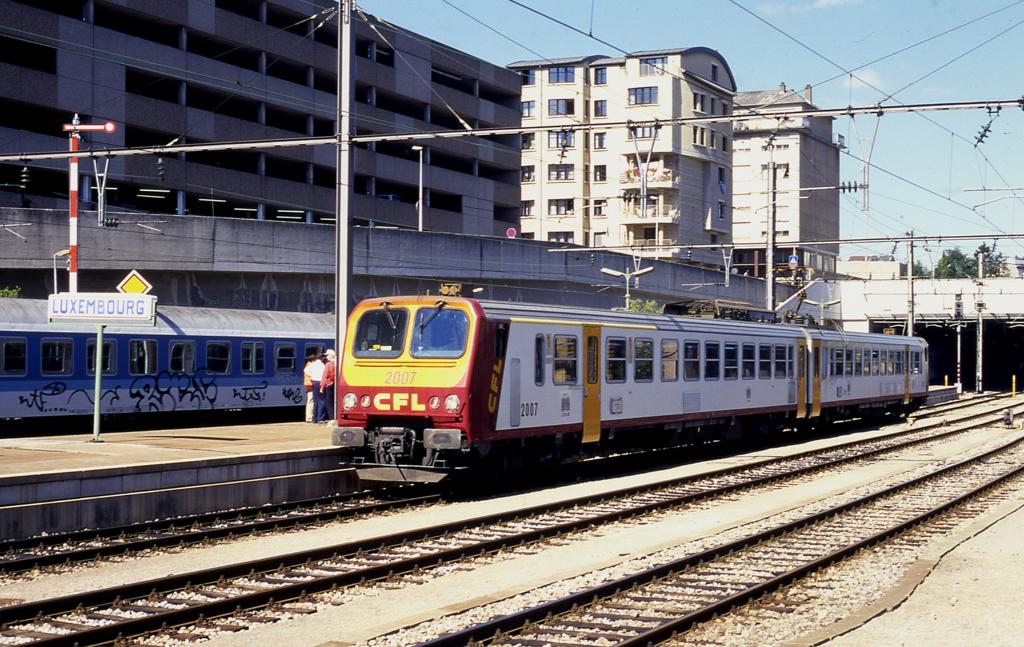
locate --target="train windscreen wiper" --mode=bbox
[418,300,447,331]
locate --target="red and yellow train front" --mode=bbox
[331,296,484,478]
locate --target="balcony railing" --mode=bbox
[619,169,677,185]
[621,204,680,221]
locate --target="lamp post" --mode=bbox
[600,265,654,310]
[52,249,70,294]
[411,145,424,231]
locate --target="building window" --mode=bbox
[606,338,626,383]
[593,66,606,84]
[548,164,574,181]
[553,335,577,384]
[693,92,705,112]
[549,65,575,83]
[710,97,717,114]
[548,130,575,148]
[629,125,657,139]
[521,100,535,117]
[594,99,607,117]
[709,131,717,148]
[521,200,535,216]
[593,132,607,150]
[721,135,729,152]
[593,232,606,246]
[548,98,575,116]
[635,338,654,382]
[639,56,667,76]
[692,126,706,146]
[628,86,658,105]
[718,201,727,220]
[593,165,607,182]
[548,198,574,215]
[592,199,606,216]
[521,165,535,182]
[711,63,719,82]
[521,133,535,150]
[548,231,574,244]
[721,101,730,115]
[521,68,535,85]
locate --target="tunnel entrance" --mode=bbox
[870,320,1024,392]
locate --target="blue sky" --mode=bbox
[358,0,1024,264]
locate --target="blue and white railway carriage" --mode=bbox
[0,298,332,420]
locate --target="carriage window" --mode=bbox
[412,307,469,358]
[534,335,545,385]
[661,339,679,382]
[553,335,577,384]
[0,338,26,376]
[723,343,739,380]
[741,343,755,379]
[871,349,880,375]
[353,307,408,358]
[854,349,863,376]
[129,339,157,375]
[683,341,700,380]
[170,341,195,374]
[274,343,296,373]
[606,338,627,383]
[587,336,599,385]
[880,351,888,376]
[635,338,654,382]
[773,345,786,379]
[206,341,230,374]
[704,341,720,380]
[242,341,265,374]
[912,351,922,374]
[845,349,854,377]
[758,344,771,379]
[41,338,73,375]
[86,340,117,375]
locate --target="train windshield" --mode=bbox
[411,306,469,358]
[353,307,408,358]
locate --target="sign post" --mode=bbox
[48,283,156,442]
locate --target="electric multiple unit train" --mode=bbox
[331,296,929,481]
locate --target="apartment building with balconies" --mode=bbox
[509,48,736,265]
[732,83,840,277]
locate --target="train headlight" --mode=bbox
[444,394,461,413]
[428,396,441,410]
[342,393,357,411]
[359,395,371,408]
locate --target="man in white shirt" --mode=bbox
[304,353,326,423]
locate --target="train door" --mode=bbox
[796,343,807,418]
[582,325,601,443]
[811,339,822,417]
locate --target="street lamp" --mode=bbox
[52,249,70,294]
[600,265,654,310]
[411,145,424,231]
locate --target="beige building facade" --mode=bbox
[508,48,736,264]
[731,83,840,278]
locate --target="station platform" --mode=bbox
[0,421,352,540]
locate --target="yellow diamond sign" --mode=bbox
[117,270,153,295]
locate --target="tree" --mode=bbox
[0,286,20,298]
[977,242,1009,277]
[934,244,1008,278]
[626,298,660,313]
[912,260,931,278]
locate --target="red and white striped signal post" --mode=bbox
[61,115,117,293]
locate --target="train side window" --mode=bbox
[740,343,755,379]
[854,349,863,376]
[634,338,654,382]
[241,341,265,374]
[553,335,577,385]
[704,341,720,380]
[274,343,296,374]
[880,351,888,376]
[683,341,700,380]
[787,345,794,378]
[129,339,157,375]
[206,341,231,374]
[661,339,679,382]
[0,338,27,376]
[773,345,786,379]
[169,341,196,374]
[757,344,771,379]
[606,338,627,383]
[586,336,599,385]
[41,338,73,376]
[86,340,117,375]
[871,349,880,375]
[912,351,922,374]
[845,349,854,376]
[534,335,545,385]
[723,343,738,380]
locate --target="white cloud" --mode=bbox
[756,0,863,15]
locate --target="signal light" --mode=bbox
[100,217,119,228]
[19,166,30,190]
[954,293,963,320]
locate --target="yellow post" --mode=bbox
[944,374,948,387]
[1013,374,1016,399]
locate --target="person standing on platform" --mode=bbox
[303,356,315,422]
[321,349,337,422]
[305,352,326,423]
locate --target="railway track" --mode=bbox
[0,398,1018,645]
[0,485,440,575]
[418,433,1024,646]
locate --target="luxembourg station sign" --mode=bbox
[47,292,157,325]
